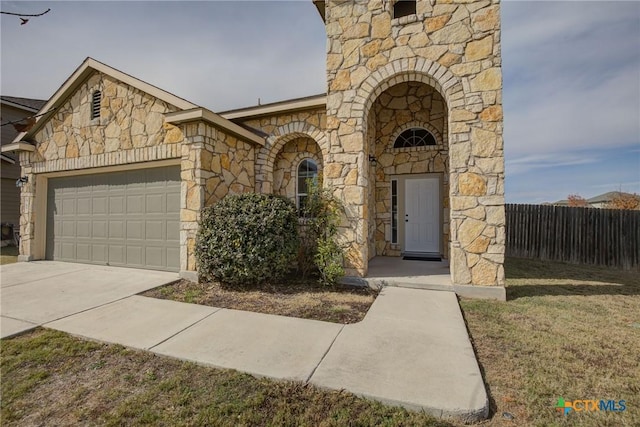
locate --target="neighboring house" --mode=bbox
[587,192,638,209]
[552,192,639,208]
[2,0,506,291]
[1,96,47,235]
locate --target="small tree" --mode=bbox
[298,179,345,286]
[567,194,588,207]
[606,192,640,210]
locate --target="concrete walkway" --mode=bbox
[1,261,488,422]
[0,261,178,338]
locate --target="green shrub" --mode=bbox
[298,179,345,286]
[196,193,299,286]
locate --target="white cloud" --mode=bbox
[501,1,640,178]
[506,152,599,175]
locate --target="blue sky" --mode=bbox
[1,1,638,203]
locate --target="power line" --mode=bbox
[0,108,56,127]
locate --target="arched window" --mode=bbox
[91,90,102,120]
[393,0,416,19]
[297,158,318,210]
[393,128,436,148]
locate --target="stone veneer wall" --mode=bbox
[238,108,328,194]
[19,72,184,260]
[179,122,255,272]
[324,0,506,285]
[370,81,449,258]
[18,71,257,277]
[33,73,181,161]
[273,137,323,200]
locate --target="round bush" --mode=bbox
[196,193,299,286]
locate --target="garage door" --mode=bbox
[46,166,180,272]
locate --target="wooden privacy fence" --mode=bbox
[505,204,640,270]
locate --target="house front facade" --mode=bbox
[3,0,506,293]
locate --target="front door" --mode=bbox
[404,177,440,254]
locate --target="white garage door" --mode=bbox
[46,166,180,272]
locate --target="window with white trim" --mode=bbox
[297,158,318,211]
[91,90,101,120]
[393,127,436,148]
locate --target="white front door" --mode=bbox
[404,177,440,254]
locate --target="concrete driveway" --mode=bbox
[0,261,178,338]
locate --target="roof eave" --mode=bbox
[165,108,265,146]
[0,99,41,113]
[313,0,326,22]
[1,142,36,153]
[0,153,16,164]
[220,95,327,120]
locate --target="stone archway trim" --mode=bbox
[353,58,464,127]
[255,121,327,193]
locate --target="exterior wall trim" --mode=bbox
[2,142,36,153]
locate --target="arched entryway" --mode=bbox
[365,80,450,261]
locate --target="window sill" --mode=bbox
[391,10,432,27]
[391,145,448,153]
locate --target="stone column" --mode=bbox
[17,152,35,262]
[179,123,206,280]
[324,123,370,277]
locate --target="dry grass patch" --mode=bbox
[142,277,377,324]
[461,257,639,426]
[1,329,453,426]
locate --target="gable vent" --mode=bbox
[91,90,101,120]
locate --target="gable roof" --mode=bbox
[552,191,638,206]
[13,57,199,143]
[5,57,269,151]
[587,191,636,204]
[1,96,47,112]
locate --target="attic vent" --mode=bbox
[91,90,101,120]
[393,0,416,19]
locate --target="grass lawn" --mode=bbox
[1,258,637,426]
[142,277,377,324]
[460,258,639,426]
[1,329,450,426]
[0,245,19,265]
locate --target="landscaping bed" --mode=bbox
[141,277,378,324]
